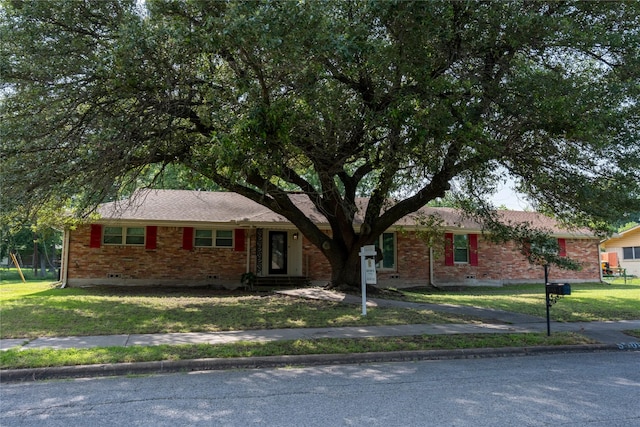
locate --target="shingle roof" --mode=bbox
[97,190,594,237]
[98,190,291,224]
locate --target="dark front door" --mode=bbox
[268,231,287,275]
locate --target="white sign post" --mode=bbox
[359,245,377,316]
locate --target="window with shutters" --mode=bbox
[445,233,478,266]
[103,226,145,246]
[194,229,233,248]
[453,234,469,263]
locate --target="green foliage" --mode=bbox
[2,1,640,285]
[619,222,639,233]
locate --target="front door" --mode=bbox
[268,231,288,275]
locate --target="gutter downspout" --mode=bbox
[429,247,439,289]
[597,242,604,283]
[60,228,70,288]
[246,234,251,273]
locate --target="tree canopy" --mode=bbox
[2,0,639,286]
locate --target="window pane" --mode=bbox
[215,230,233,247]
[634,247,640,260]
[454,235,469,263]
[125,227,145,245]
[381,232,395,269]
[103,227,122,245]
[103,235,122,244]
[195,229,213,247]
[454,248,468,263]
[623,247,634,260]
[195,237,213,246]
[127,227,145,236]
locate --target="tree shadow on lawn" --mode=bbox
[1,286,475,339]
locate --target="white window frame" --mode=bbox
[375,232,396,270]
[215,229,233,247]
[194,229,213,247]
[453,234,469,264]
[103,226,145,246]
[194,229,234,248]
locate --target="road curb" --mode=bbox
[0,344,623,383]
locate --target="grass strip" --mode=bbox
[624,330,640,339]
[0,332,594,369]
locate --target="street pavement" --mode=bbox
[1,287,639,381]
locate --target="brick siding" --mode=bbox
[65,225,600,288]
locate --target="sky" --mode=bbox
[491,180,532,211]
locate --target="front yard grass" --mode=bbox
[0,281,478,339]
[2,280,638,340]
[400,281,640,322]
[1,278,637,370]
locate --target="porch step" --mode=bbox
[255,276,311,288]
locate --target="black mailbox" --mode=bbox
[546,283,571,296]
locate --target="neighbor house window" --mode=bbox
[194,229,233,248]
[375,232,396,270]
[103,226,145,245]
[454,234,469,263]
[623,246,640,260]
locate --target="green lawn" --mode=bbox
[0,281,477,339]
[2,279,639,339]
[401,281,640,322]
[1,278,635,370]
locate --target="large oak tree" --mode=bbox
[2,0,639,287]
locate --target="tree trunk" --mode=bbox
[324,246,382,293]
[327,254,361,289]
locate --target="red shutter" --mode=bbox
[234,229,245,252]
[146,226,157,250]
[89,224,102,248]
[444,233,454,266]
[469,234,479,266]
[558,238,567,257]
[182,227,194,250]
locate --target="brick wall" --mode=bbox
[432,236,600,286]
[65,225,600,287]
[67,225,249,287]
[302,238,332,282]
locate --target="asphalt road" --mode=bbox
[1,351,638,426]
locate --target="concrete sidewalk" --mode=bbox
[2,320,639,353]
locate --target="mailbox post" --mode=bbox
[544,265,571,336]
[359,245,377,316]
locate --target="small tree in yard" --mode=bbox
[1,1,639,289]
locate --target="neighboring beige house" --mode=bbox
[601,225,640,277]
[60,190,602,289]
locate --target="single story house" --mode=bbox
[601,224,640,277]
[60,190,601,288]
